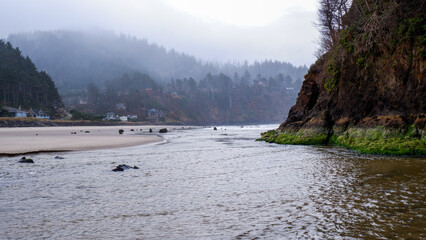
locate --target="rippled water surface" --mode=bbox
[1,125,425,239]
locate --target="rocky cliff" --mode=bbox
[261,0,425,155]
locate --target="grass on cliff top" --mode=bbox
[259,127,426,156]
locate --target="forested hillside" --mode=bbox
[74,71,301,124]
[0,40,63,117]
[7,30,307,93]
[5,30,307,124]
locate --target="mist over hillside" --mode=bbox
[7,30,308,93]
[4,30,309,124]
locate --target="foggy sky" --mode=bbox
[0,0,319,66]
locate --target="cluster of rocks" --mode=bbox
[17,155,65,163]
[112,164,139,172]
[17,156,142,173]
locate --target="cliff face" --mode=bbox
[262,0,426,155]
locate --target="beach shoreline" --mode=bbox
[0,125,183,155]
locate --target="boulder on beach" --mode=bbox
[149,128,153,133]
[118,129,124,134]
[18,157,34,163]
[112,164,139,172]
[213,127,217,130]
[159,128,168,133]
[55,156,65,159]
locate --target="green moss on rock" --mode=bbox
[259,128,329,145]
[329,127,426,155]
[259,126,426,156]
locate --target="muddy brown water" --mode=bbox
[0,125,424,239]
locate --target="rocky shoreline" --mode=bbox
[259,114,425,155]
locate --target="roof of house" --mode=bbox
[3,106,26,113]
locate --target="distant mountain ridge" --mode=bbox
[7,30,307,94]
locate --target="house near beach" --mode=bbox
[1,106,28,118]
[28,108,50,119]
[104,112,118,121]
[146,108,165,122]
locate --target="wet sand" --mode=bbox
[0,126,171,155]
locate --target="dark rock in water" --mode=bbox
[213,127,217,130]
[84,131,90,133]
[130,129,134,131]
[159,128,168,133]
[149,128,153,133]
[55,156,65,159]
[118,129,124,134]
[19,157,34,163]
[112,164,139,172]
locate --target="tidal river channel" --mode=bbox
[0,125,425,239]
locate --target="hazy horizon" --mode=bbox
[0,0,319,66]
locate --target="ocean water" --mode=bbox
[0,125,425,239]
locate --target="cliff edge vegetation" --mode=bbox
[259,0,425,155]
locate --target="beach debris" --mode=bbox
[35,134,38,136]
[118,129,124,134]
[149,128,153,133]
[130,129,135,131]
[55,156,65,159]
[159,128,168,133]
[213,127,217,130]
[84,131,90,133]
[112,164,139,172]
[18,157,34,163]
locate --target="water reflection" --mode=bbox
[0,125,424,239]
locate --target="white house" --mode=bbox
[104,112,118,121]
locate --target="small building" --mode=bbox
[30,109,49,119]
[127,115,138,121]
[2,106,27,118]
[146,108,165,122]
[104,112,118,121]
[119,116,128,122]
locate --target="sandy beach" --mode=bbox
[0,125,173,155]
